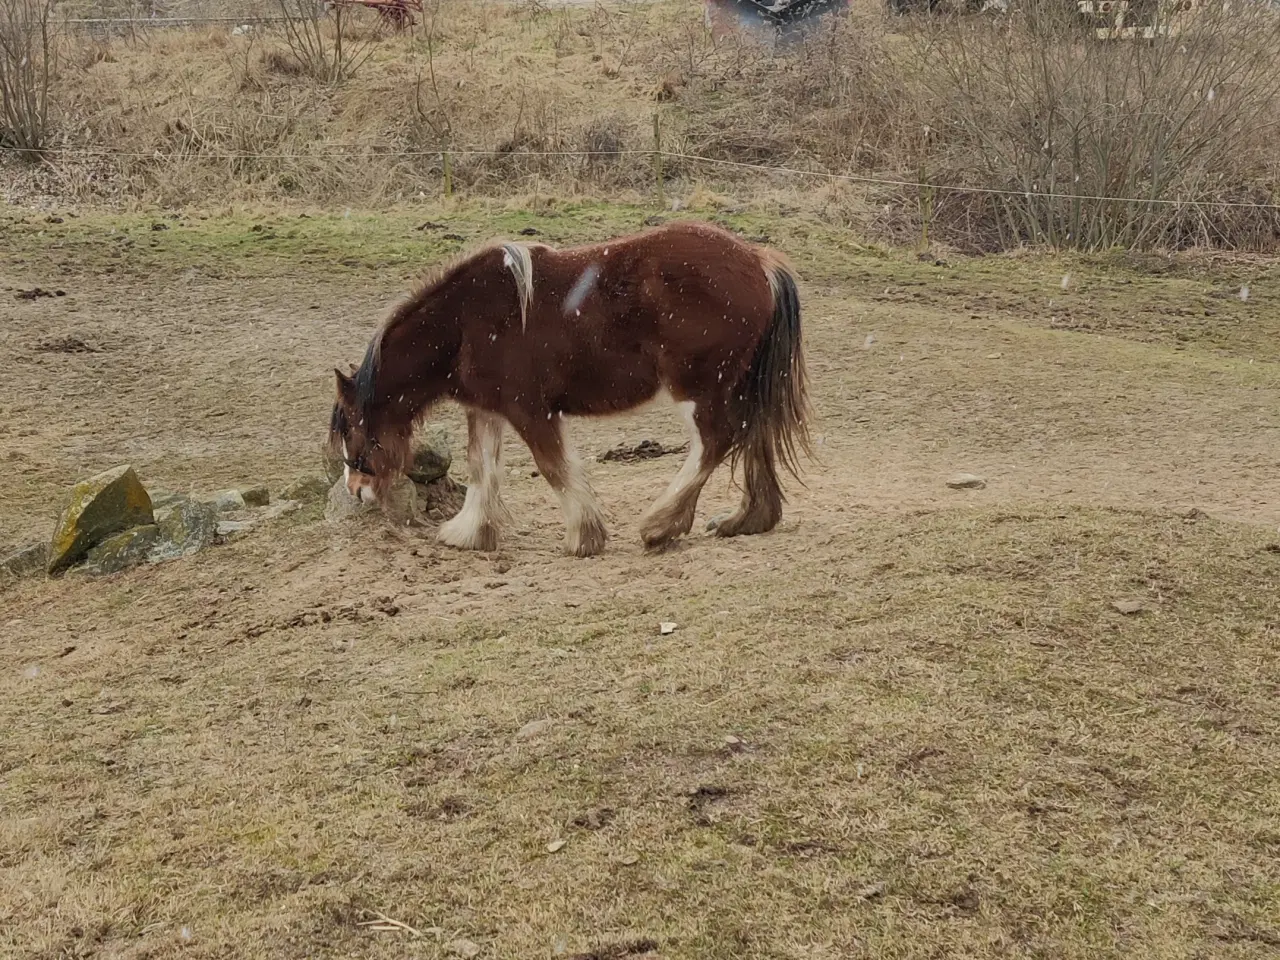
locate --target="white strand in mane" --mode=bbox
[500,242,535,332]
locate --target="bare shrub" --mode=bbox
[0,0,57,158]
[276,0,378,84]
[906,0,1280,250]
[31,0,1280,251]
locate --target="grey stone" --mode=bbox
[407,430,452,484]
[82,525,161,576]
[324,480,375,524]
[946,473,987,490]
[324,477,418,526]
[148,490,188,510]
[280,474,332,504]
[240,483,270,507]
[149,498,219,562]
[217,500,301,539]
[1112,599,1146,615]
[261,499,301,521]
[516,718,553,740]
[2,542,48,579]
[208,489,246,512]
[48,465,155,574]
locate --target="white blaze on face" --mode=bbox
[342,441,351,485]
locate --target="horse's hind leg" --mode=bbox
[438,408,512,551]
[711,428,783,539]
[511,413,608,557]
[639,400,729,551]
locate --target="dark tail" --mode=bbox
[728,259,813,503]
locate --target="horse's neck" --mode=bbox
[376,298,460,414]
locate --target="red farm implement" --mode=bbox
[330,0,422,29]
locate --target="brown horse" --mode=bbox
[328,220,811,556]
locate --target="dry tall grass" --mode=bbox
[15,0,1280,250]
[905,0,1280,250]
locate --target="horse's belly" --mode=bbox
[554,351,661,416]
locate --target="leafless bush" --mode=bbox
[276,0,378,84]
[907,0,1280,250]
[0,0,57,158]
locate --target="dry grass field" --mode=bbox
[2,201,1279,958]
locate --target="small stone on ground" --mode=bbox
[240,483,270,507]
[2,543,48,579]
[280,475,332,503]
[209,489,246,512]
[1112,599,1146,615]
[946,473,987,490]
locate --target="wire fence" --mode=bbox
[5,141,1280,213]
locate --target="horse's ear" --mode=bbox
[334,367,355,404]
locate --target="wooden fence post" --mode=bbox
[653,112,664,210]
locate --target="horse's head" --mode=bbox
[328,364,409,505]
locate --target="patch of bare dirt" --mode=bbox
[2,234,1279,960]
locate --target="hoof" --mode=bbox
[438,519,500,552]
[567,515,608,557]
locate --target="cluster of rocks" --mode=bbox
[1,431,463,582]
[0,465,306,581]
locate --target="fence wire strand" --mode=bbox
[4,141,1280,212]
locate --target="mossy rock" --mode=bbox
[2,542,48,580]
[408,430,452,484]
[240,484,270,507]
[281,474,332,504]
[48,465,154,575]
[81,525,161,576]
[208,489,246,512]
[150,499,219,562]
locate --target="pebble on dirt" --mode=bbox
[946,473,987,490]
[1112,599,1146,615]
[47,465,154,575]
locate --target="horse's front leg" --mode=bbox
[437,408,512,551]
[511,412,607,557]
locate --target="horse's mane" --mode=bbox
[351,239,532,416]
